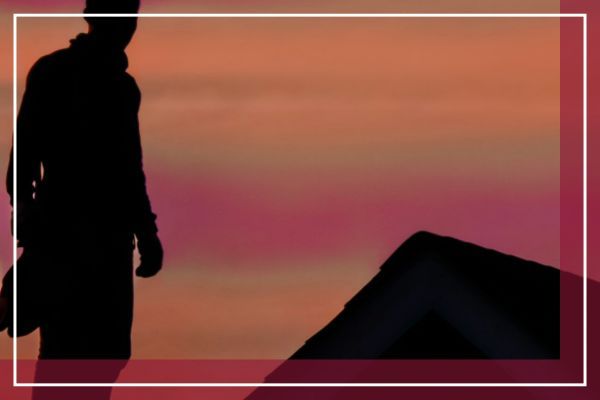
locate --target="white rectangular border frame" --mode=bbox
[12,13,588,388]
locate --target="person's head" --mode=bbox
[84,0,140,49]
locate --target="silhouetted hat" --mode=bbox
[85,0,140,14]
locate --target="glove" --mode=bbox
[135,232,163,278]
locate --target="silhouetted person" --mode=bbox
[1,0,161,398]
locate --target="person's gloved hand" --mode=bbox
[135,232,163,278]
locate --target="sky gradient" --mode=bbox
[0,1,561,360]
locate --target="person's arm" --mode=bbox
[126,77,163,278]
[1,60,46,330]
[0,268,11,332]
[6,61,45,244]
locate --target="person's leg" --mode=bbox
[33,242,134,399]
[32,359,125,400]
[34,321,128,400]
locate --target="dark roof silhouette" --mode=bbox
[291,231,559,360]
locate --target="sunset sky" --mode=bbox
[0,1,561,360]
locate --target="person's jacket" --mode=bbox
[6,33,157,243]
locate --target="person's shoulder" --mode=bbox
[27,48,73,82]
